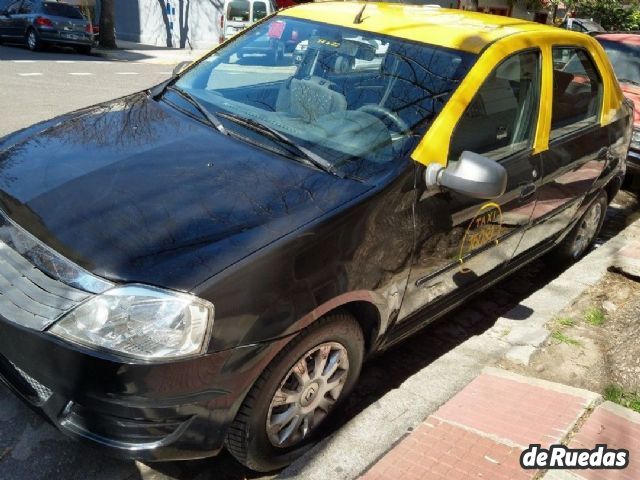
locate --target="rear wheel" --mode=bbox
[225,312,364,472]
[26,28,42,51]
[552,191,607,262]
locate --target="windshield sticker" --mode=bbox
[316,38,341,49]
[458,202,503,271]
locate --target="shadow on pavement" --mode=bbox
[0,43,117,62]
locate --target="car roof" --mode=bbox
[280,2,575,54]
[596,33,640,46]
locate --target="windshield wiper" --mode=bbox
[216,112,340,176]
[166,86,227,135]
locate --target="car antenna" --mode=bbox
[353,1,368,24]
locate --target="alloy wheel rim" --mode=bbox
[28,31,36,49]
[571,202,602,258]
[266,342,349,448]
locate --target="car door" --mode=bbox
[514,46,609,256]
[396,49,542,327]
[0,0,22,38]
[15,0,33,37]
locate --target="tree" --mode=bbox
[99,0,117,49]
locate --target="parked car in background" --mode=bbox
[560,17,605,34]
[0,3,631,473]
[596,33,640,177]
[220,0,276,43]
[0,0,93,54]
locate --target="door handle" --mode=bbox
[519,183,536,201]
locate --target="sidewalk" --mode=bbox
[360,368,639,480]
[94,40,214,65]
[279,211,640,479]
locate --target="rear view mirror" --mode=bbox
[172,61,191,76]
[424,151,507,199]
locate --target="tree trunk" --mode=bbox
[157,0,173,47]
[99,0,117,49]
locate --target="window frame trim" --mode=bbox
[446,46,543,165]
[549,44,605,141]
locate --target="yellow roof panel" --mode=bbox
[280,2,572,53]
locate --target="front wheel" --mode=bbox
[552,191,607,262]
[225,312,364,472]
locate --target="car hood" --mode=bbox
[620,83,640,126]
[0,93,371,291]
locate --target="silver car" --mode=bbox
[0,0,93,54]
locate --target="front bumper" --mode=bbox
[0,316,271,461]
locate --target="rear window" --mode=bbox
[43,2,84,19]
[227,0,250,22]
[252,1,267,21]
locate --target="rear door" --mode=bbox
[15,0,33,36]
[398,49,542,322]
[514,46,608,256]
[0,0,23,38]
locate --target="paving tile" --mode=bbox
[360,417,535,480]
[434,370,591,447]
[566,402,640,480]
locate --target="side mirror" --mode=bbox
[172,61,191,76]
[424,151,507,199]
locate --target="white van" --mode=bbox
[220,0,277,43]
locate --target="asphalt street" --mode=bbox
[0,44,174,137]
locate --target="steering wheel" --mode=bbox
[357,104,410,134]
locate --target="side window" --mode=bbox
[6,1,21,14]
[551,47,602,139]
[18,0,32,13]
[449,50,541,161]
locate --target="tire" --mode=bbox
[26,28,42,52]
[225,312,364,472]
[551,191,607,263]
[76,45,92,55]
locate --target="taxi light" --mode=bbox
[50,285,214,361]
[35,17,54,27]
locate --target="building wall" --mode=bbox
[114,0,222,48]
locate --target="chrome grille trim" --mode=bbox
[0,209,113,294]
[0,240,91,330]
[0,211,114,331]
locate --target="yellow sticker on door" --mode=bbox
[458,202,503,271]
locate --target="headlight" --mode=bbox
[49,285,213,361]
[632,129,640,150]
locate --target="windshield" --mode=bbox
[43,2,84,19]
[227,0,250,22]
[175,17,476,179]
[597,39,640,85]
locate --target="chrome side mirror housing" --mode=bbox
[424,151,508,199]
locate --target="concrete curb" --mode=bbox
[278,218,640,480]
[482,367,602,405]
